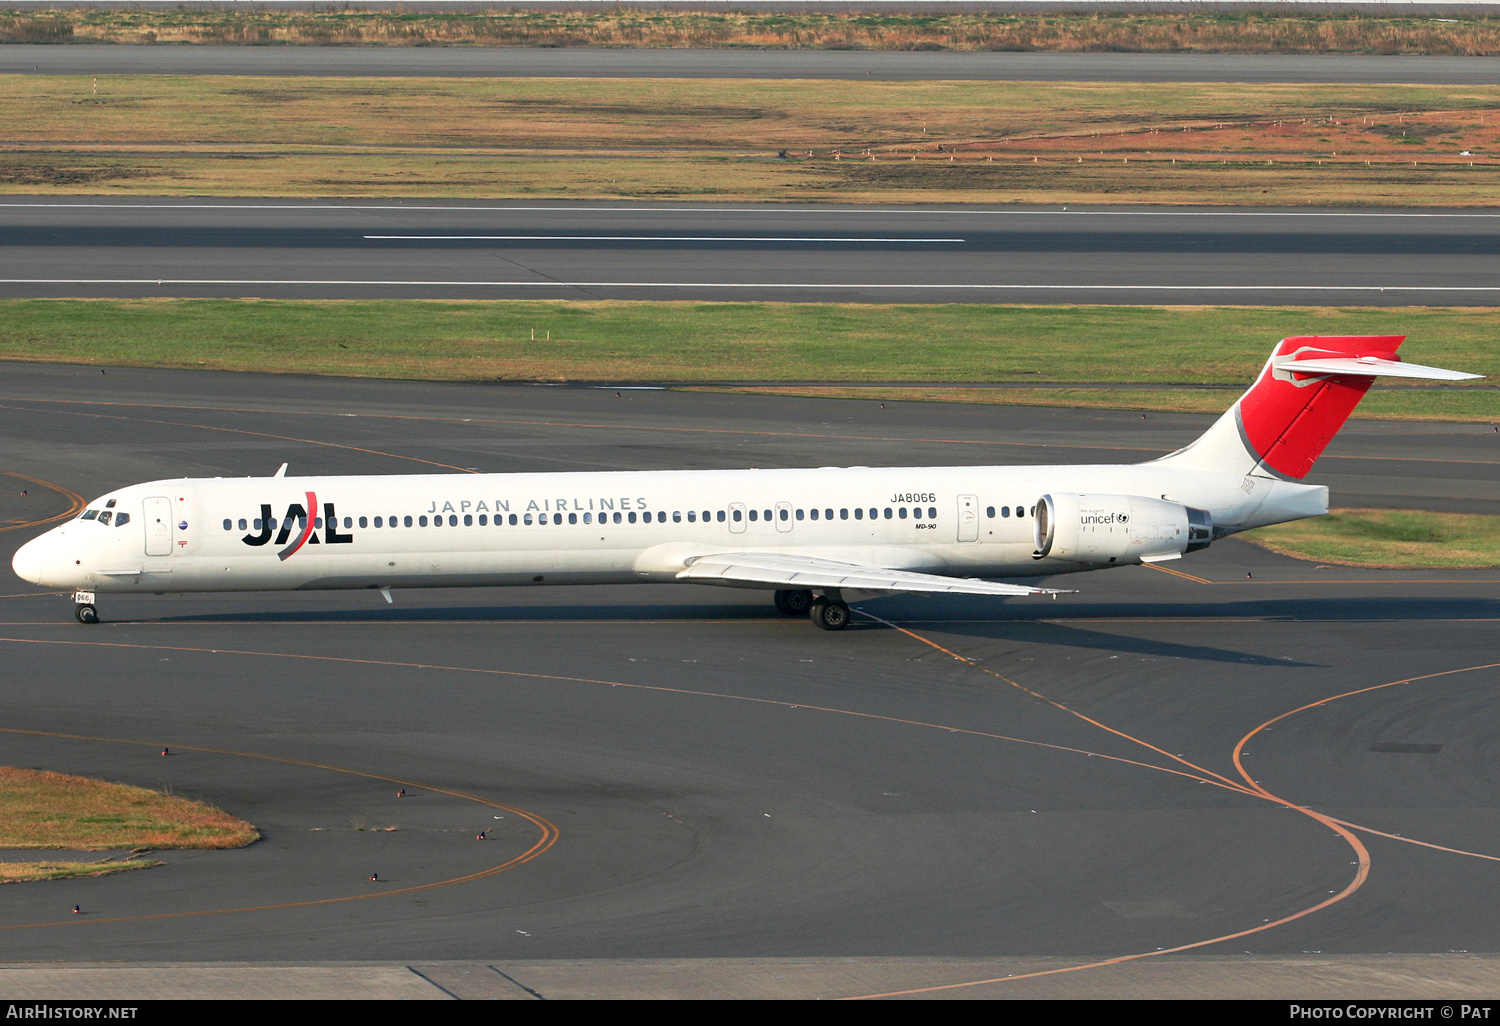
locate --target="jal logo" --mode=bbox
[241,492,352,561]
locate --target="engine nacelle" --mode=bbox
[1033,493,1212,565]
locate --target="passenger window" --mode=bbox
[568,513,577,525]
[912,508,921,519]
[374,517,383,528]
[419,516,428,526]
[899,507,908,519]
[840,509,848,520]
[720,510,729,522]
[539,513,548,525]
[644,511,653,523]
[869,508,878,519]
[854,508,863,520]
[825,509,834,520]
[407,516,416,527]
[1001,507,1010,518]
[883,508,892,520]
[764,510,772,521]
[928,507,936,519]
[809,509,817,520]
[687,511,696,523]
[583,512,592,524]
[796,509,804,521]
[509,514,518,526]
[749,510,758,522]
[673,511,682,523]
[238,518,247,530]
[222,519,232,531]
[628,512,637,524]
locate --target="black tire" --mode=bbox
[774,589,814,616]
[74,604,98,625]
[812,599,850,632]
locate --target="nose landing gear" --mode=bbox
[72,590,98,625]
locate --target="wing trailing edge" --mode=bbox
[677,551,1070,597]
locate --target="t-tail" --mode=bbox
[1154,335,1480,480]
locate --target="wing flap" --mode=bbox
[677,551,1069,597]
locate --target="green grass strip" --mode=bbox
[1241,509,1500,568]
[2,299,1494,418]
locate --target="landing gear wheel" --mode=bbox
[809,597,850,632]
[74,604,98,625]
[774,589,814,616]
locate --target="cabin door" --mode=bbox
[956,494,980,543]
[143,496,173,556]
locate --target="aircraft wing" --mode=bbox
[676,551,1070,597]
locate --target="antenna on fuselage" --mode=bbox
[273,463,288,478]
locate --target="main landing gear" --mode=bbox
[72,590,98,625]
[773,588,851,631]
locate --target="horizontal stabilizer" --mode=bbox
[1282,356,1481,381]
[678,551,1070,597]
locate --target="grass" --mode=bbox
[1241,509,1500,568]
[4,75,1500,204]
[6,9,1500,55]
[0,766,259,851]
[0,857,161,884]
[0,298,1493,418]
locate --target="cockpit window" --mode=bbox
[104,499,117,509]
[79,510,98,520]
[98,511,113,526]
[115,512,130,527]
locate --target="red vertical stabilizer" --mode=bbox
[1238,335,1404,479]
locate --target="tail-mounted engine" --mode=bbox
[1033,493,1212,565]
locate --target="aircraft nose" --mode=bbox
[12,533,60,587]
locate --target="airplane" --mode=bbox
[10,335,1480,631]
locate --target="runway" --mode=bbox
[2,362,1498,997]
[6,199,1500,304]
[5,45,1500,84]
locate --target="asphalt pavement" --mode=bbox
[6,199,1499,304]
[1,363,1497,997]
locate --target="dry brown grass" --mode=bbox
[0,857,161,884]
[6,9,1500,55]
[4,76,1499,205]
[0,767,258,850]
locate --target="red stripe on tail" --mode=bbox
[1238,336,1404,479]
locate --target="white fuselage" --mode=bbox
[14,463,1327,596]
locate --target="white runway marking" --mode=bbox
[362,235,966,242]
[5,279,1499,292]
